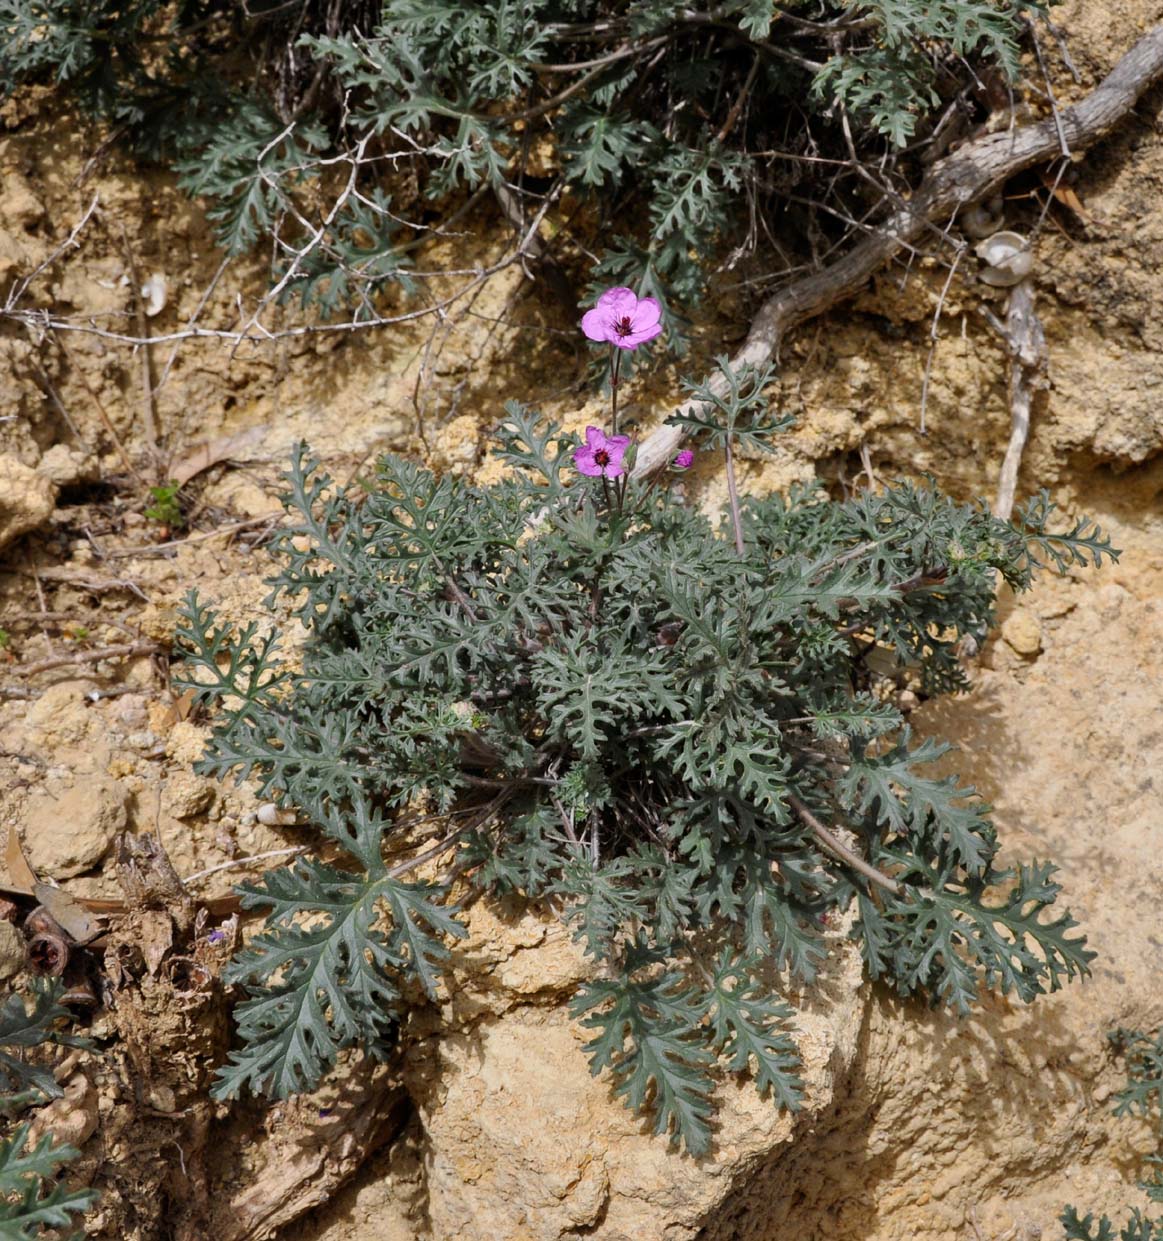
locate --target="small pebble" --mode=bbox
[1001,610,1042,657]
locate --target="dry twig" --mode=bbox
[9,639,160,679]
[119,225,160,472]
[633,24,1163,476]
[788,793,903,896]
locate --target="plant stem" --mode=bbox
[724,434,746,555]
[610,345,622,437]
[788,793,902,896]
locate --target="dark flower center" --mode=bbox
[594,448,611,466]
[614,315,633,337]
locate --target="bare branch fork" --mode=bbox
[633,24,1163,477]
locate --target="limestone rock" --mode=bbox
[38,443,98,487]
[26,1073,100,1150]
[0,170,46,231]
[0,453,55,551]
[727,571,1163,1240]
[23,774,129,877]
[395,902,868,1241]
[166,721,213,766]
[1001,608,1043,656]
[21,681,104,758]
[0,920,25,980]
[160,770,214,820]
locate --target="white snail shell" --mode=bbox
[975,230,1034,287]
[140,272,168,317]
[257,802,299,827]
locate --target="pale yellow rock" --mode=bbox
[399,907,867,1241]
[26,1074,100,1150]
[23,774,129,877]
[432,413,481,474]
[0,170,45,230]
[1001,608,1043,656]
[38,443,97,487]
[0,920,25,980]
[24,681,98,747]
[166,720,213,765]
[0,453,55,551]
[159,769,214,819]
[774,574,1163,1241]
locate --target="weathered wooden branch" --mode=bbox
[216,1067,410,1241]
[634,24,1163,477]
[991,280,1048,520]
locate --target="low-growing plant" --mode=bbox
[0,0,1055,335]
[1061,1028,1163,1239]
[0,981,97,1238]
[0,1126,94,1241]
[143,480,185,531]
[178,297,1116,1153]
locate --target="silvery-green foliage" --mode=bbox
[179,395,1113,1153]
[0,981,89,1111]
[0,1125,94,1240]
[1,0,1050,329]
[0,982,96,1237]
[1060,1028,1163,1238]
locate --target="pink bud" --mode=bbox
[673,450,694,470]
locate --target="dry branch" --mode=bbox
[8,639,159,679]
[991,280,1048,520]
[216,1066,410,1241]
[634,23,1163,476]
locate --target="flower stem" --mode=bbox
[724,434,746,555]
[610,345,622,437]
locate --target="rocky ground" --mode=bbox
[1,2,1161,1238]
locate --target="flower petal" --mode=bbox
[581,306,612,343]
[596,286,639,317]
[631,297,662,330]
[584,425,608,450]
[572,446,603,477]
[602,435,631,477]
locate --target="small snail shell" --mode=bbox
[960,195,1005,239]
[257,802,299,826]
[140,272,168,317]
[975,230,1034,287]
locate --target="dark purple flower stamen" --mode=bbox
[572,426,630,478]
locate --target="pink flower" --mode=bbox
[580,286,663,351]
[573,426,631,478]
[672,449,694,470]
